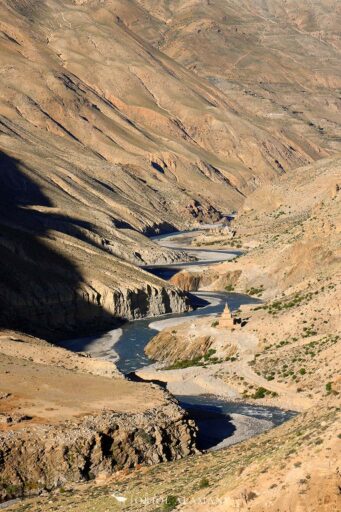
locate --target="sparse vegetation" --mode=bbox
[164,348,224,370]
[253,334,340,389]
[246,285,264,296]
[163,495,179,510]
[198,477,210,489]
[253,291,318,315]
[225,284,235,292]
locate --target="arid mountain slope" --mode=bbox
[2,153,340,509]
[0,151,191,341]
[144,154,340,411]
[174,153,341,300]
[235,154,341,296]
[133,0,341,160]
[0,0,340,337]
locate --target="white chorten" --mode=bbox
[218,303,234,329]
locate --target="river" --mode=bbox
[60,229,296,451]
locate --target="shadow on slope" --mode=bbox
[0,151,118,340]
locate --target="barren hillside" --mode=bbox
[1,0,340,336]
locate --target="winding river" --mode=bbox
[61,229,296,451]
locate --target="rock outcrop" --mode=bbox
[0,332,198,502]
[0,398,198,501]
[145,316,239,366]
[0,261,191,340]
[170,269,242,292]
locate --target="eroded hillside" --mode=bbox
[1,0,340,336]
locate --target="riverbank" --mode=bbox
[58,328,123,364]
[179,396,294,451]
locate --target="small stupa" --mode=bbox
[218,302,234,329]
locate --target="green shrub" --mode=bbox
[325,382,332,393]
[165,357,202,370]
[164,495,179,510]
[252,387,268,399]
[198,477,210,489]
[166,348,220,370]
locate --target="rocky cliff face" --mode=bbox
[0,261,190,341]
[146,328,214,365]
[111,285,190,320]
[0,397,198,501]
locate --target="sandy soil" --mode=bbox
[137,362,239,399]
[0,332,165,430]
[57,328,123,362]
[210,413,274,450]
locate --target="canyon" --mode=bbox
[0,0,340,511]
[1,0,340,337]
